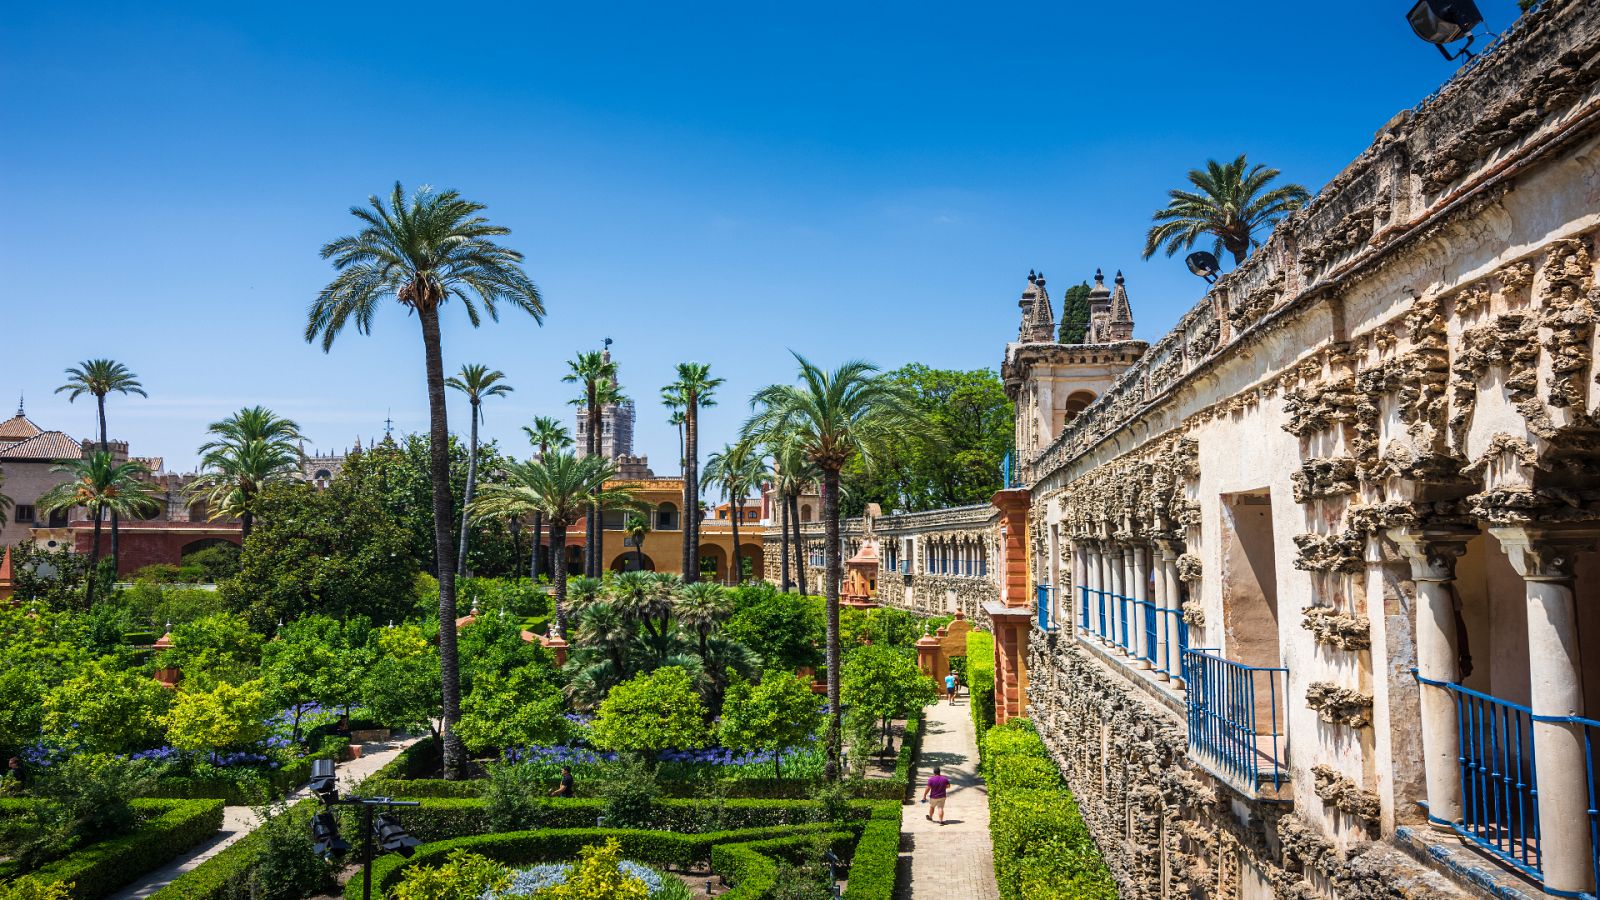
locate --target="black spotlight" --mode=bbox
[310,811,351,859]
[373,814,422,857]
[1185,251,1221,284]
[1407,0,1484,60]
[307,758,339,800]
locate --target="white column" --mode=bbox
[1493,527,1598,897]
[1393,529,1472,832]
[1131,544,1152,668]
[1105,543,1122,646]
[1160,543,1184,684]
[1120,543,1136,653]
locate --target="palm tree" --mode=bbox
[623,513,651,572]
[662,363,723,583]
[36,451,160,605]
[447,364,513,577]
[469,452,634,638]
[187,406,304,542]
[1142,154,1310,266]
[521,416,572,579]
[563,351,620,577]
[766,437,818,594]
[608,569,673,641]
[56,359,147,571]
[308,182,544,780]
[705,440,765,584]
[744,354,920,779]
[674,580,732,659]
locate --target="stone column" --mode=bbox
[1072,543,1087,633]
[1106,542,1125,647]
[1160,543,1184,684]
[1120,542,1137,653]
[1492,527,1598,897]
[1392,528,1472,831]
[1131,543,1152,668]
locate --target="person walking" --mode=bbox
[550,764,575,798]
[944,671,958,705]
[921,765,952,824]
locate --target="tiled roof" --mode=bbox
[0,431,85,460]
[0,414,42,441]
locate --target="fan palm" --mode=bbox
[187,406,303,541]
[36,451,160,605]
[469,452,635,637]
[609,569,672,640]
[673,580,733,658]
[565,576,607,616]
[744,354,920,779]
[1142,154,1310,266]
[705,440,766,584]
[308,182,544,779]
[447,364,513,577]
[56,359,147,570]
[522,416,572,579]
[623,513,651,573]
[662,363,723,582]
[563,351,620,577]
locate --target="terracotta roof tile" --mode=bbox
[0,431,85,460]
[0,414,43,441]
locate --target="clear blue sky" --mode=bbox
[0,1,1524,471]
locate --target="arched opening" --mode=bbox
[656,503,680,531]
[565,544,585,573]
[800,504,813,523]
[699,544,727,583]
[1059,390,1098,430]
[738,543,764,581]
[314,469,332,481]
[611,552,656,572]
[180,537,238,556]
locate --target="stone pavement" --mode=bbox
[901,698,999,899]
[112,736,419,900]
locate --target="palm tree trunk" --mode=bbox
[241,510,254,544]
[87,509,103,606]
[685,397,700,584]
[635,541,644,573]
[729,493,743,585]
[457,405,480,577]
[98,396,121,575]
[680,432,693,581]
[586,386,600,578]
[550,520,569,636]
[822,467,843,780]
[532,512,544,580]
[779,491,792,592]
[790,493,807,596]
[418,306,465,780]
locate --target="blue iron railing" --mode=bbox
[1036,584,1057,632]
[1076,586,1189,684]
[1183,648,1289,790]
[1414,672,1600,892]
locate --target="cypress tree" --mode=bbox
[1058,281,1092,343]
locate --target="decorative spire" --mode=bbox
[15,394,22,417]
[1106,270,1135,341]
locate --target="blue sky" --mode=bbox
[0,1,1524,470]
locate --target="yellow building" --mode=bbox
[561,477,764,583]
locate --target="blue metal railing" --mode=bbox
[1036,584,1057,632]
[1075,586,1189,684]
[1414,672,1600,891]
[1183,648,1289,790]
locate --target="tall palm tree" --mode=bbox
[563,351,620,577]
[56,359,147,571]
[745,354,919,779]
[447,364,513,576]
[705,440,765,584]
[662,363,722,583]
[623,513,651,573]
[1142,154,1310,266]
[36,451,160,605]
[187,406,304,542]
[767,437,818,594]
[521,416,572,579]
[469,452,634,638]
[308,182,544,780]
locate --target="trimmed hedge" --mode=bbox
[148,799,317,900]
[145,738,350,804]
[359,773,911,802]
[981,719,1114,900]
[26,798,224,900]
[967,630,995,751]
[839,816,899,900]
[713,830,855,899]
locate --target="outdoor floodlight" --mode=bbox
[310,811,351,859]
[1407,0,1484,60]
[1185,251,1221,284]
[373,814,422,857]
[308,758,339,799]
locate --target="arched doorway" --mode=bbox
[738,543,764,581]
[611,552,656,572]
[180,537,238,556]
[565,544,585,575]
[699,544,727,583]
[800,504,813,523]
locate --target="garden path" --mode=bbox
[111,736,420,900]
[900,698,998,899]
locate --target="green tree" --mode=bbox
[589,666,709,759]
[447,364,513,577]
[261,615,359,743]
[661,363,723,582]
[5,544,96,611]
[221,478,417,631]
[1058,281,1092,343]
[0,668,44,759]
[309,182,544,779]
[361,623,442,741]
[673,580,732,659]
[186,406,304,541]
[744,355,920,779]
[841,644,935,756]
[725,586,825,672]
[719,670,821,780]
[623,513,650,573]
[1142,154,1310,266]
[163,679,273,752]
[157,613,263,690]
[521,416,572,579]
[704,440,765,583]
[454,667,569,754]
[768,438,818,595]
[41,662,171,753]
[55,359,146,571]
[35,452,160,605]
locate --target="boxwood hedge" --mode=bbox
[23,798,224,900]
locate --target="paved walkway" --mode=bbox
[112,737,419,900]
[901,698,999,900]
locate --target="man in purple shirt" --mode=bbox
[921,766,952,824]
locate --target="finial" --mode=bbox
[384,409,394,435]
[1028,269,1036,282]
[1115,270,1125,285]
[1037,271,1045,286]
[1094,268,1104,284]
[15,393,22,416]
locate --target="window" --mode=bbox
[656,504,680,530]
[12,504,34,524]
[47,509,68,528]
[602,509,626,529]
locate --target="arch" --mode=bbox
[611,552,656,572]
[565,543,585,573]
[656,503,680,531]
[738,543,764,581]
[800,504,813,523]
[1062,390,1098,426]
[699,543,727,582]
[314,469,332,481]
[181,537,239,557]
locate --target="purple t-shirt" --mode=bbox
[927,774,950,799]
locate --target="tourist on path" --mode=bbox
[944,672,958,704]
[921,766,952,824]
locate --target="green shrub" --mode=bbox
[483,762,549,833]
[245,804,334,900]
[148,800,316,900]
[966,631,995,748]
[599,758,659,829]
[712,831,854,900]
[839,817,898,900]
[27,799,223,900]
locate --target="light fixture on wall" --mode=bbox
[1407,0,1484,60]
[1186,251,1221,284]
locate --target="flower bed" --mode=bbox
[11,798,224,900]
[487,858,682,899]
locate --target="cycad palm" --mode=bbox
[563,351,620,577]
[1143,154,1310,266]
[609,570,672,640]
[37,451,160,605]
[469,452,635,637]
[662,363,723,582]
[744,354,920,779]
[521,416,572,579]
[56,359,147,571]
[623,513,651,573]
[308,182,544,779]
[447,364,513,576]
[187,406,303,541]
[705,440,766,584]
[673,580,733,658]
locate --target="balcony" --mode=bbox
[1036,584,1057,632]
[1182,648,1289,796]
[1078,586,1188,683]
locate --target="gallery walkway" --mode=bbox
[111,736,418,900]
[900,698,999,899]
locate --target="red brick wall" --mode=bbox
[72,526,241,575]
